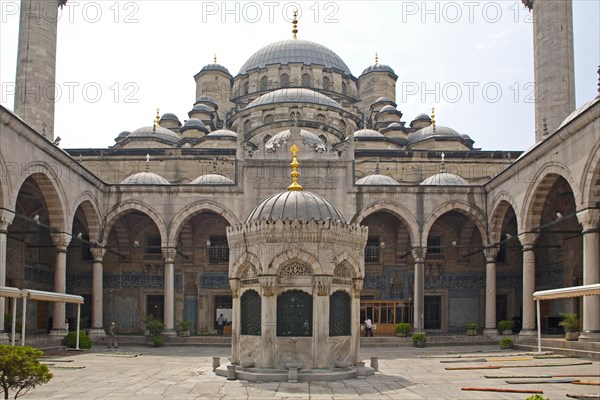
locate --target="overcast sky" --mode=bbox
[1,1,598,151]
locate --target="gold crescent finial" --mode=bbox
[155,108,160,126]
[214,53,217,63]
[287,144,303,191]
[292,10,298,40]
[431,106,436,133]
[375,53,379,65]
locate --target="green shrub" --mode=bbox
[500,337,514,349]
[394,323,411,336]
[143,315,165,337]
[0,345,53,399]
[151,335,164,347]
[62,331,92,349]
[524,394,550,400]
[466,322,478,330]
[498,320,514,331]
[177,320,192,331]
[558,313,580,332]
[412,332,426,345]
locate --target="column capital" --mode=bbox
[315,276,331,296]
[411,246,426,262]
[162,247,177,263]
[353,278,363,298]
[229,278,239,298]
[519,232,538,250]
[90,246,106,262]
[50,232,71,252]
[483,246,499,263]
[259,275,275,297]
[577,209,600,232]
[0,210,15,232]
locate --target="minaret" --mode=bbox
[523,0,575,142]
[14,0,66,140]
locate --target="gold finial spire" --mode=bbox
[292,10,298,40]
[155,108,160,126]
[375,53,379,65]
[431,106,436,133]
[287,144,303,191]
[214,53,217,63]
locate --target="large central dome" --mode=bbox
[238,39,352,76]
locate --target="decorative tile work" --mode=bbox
[24,266,53,286]
[201,272,230,289]
[104,273,164,289]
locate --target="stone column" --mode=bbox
[352,278,363,364]
[259,276,276,368]
[50,232,70,335]
[412,246,426,331]
[229,278,240,365]
[520,233,538,337]
[314,276,331,369]
[162,247,176,335]
[0,211,14,333]
[577,209,600,342]
[483,246,499,337]
[88,246,106,337]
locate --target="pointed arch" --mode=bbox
[488,192,520,244]
[351,201,419,245]
[581,139,600,207]
[101,201,167,245]
[230,251,262,279]
[70,193,102,242]
[422,201,488,247]
[168,200,240,246]
[269,247,321,275]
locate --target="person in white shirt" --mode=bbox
[364,316,373,337]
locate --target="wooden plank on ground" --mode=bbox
[461,387,543,394]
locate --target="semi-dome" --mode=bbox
[246,190,345,223]
[354,129,384,138]
[121,171,170,185]
[126,126,180,144]
[238,39,352,76]
[408,125,473,145]
[361,64,396,76]
[356,174,399,185]
[420,172,469,186]
[200,63,231,76]
[246,88,343,110]
[265,128,326,151]
[190,173,234,185]
[207,129,237,137]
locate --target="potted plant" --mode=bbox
[143,315,165,347]
[394,323,411,337]
[466,322,478,336]
[499,337,514,349]
[177,320,192,337]
[497,320,514,335]
[412,332,426,347]
[558,313,580,341]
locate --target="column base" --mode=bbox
[483,328,499,338]
[518,329,537,339]
[162,329,177,336]
[49,329,68,337]
[578,330,600,342]
[87,328,106,337]
[0,332,9,341]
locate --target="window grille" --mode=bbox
[277,290,312,336]
[241,290,261,335]
[329,291,351,336]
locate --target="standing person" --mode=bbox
[217,314,225,335]
[108,322,119,348]
[364,316,373,337]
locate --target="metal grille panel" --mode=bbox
[329,291,351,336]
[241,290,261,335]
[277,290,312,337]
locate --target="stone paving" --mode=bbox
[21,345,600,399]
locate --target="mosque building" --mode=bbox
[0,0,598,346]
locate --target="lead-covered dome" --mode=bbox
[126,126,181,144]
[246,191,345,223]
[238,39,352,76]
[408,125,472,145]
[190,173,234,185]
[200,63,231,76]
[121,172,170,185]
[246,88,343,110]
[420,172,469,186]
[356,174,399,185]
[354,129,384,138]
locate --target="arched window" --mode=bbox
[263,114,274,124]
[260,76,268,91]
[290,111,301,121]
[329,291,351,336]
[277,290,313,337]
[241,290,261,335]
[243,81,249,95]
[318,134,328,144]
[280,73,290,88]
[340,119,346,134]
[342,81,347,95]
[301,73,310,88]
[263,134,272,144]
[243,120,251,133]
[315,114,326,124]
[323,76,331,91]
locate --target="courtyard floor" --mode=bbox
[21,344,600,400]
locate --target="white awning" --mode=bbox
[21,289,84,304]
[0,286,22,298]
[533,284,600,300]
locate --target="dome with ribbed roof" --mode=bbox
[356,174,399,185]
[408,125,473,146]
[160,113,179,122]
[207,129,237,137]
[420,172,469,186]
[239,39,352,76]
[246,88,342,110]
[265,128,326,151]
[246,191,345,223]
[190,173,234,185]
[361,64,396,76]
[354,129,384,138]
[125,126,180,144]
[379,105,398,113]
[121,172,170,185]
[200,63,231,75]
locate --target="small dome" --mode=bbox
[246,190,345,223]
[117,130,130,138]
[239,39,352,76]
[126,126,180,144]
[413,113,431,121]
[207,129,237,137]
[558,97,599,130]
[379,105,398,113]
[374,97,396,105]
[361,64,396,76]
[160,113,180,122]
[356,174,399,185]
[184,118,205,127]
[190,104,212,113]
[200,63,231,75]
[354,129,384,138]
[385,122,403,130]
[180,118,208,134]
[420,172,469,186]
[408,125,472,145]
[121,172,170,185]
[190,173,234,185]
[246,88,343,110]
[265,128,326,152]
[195,96,217,109]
